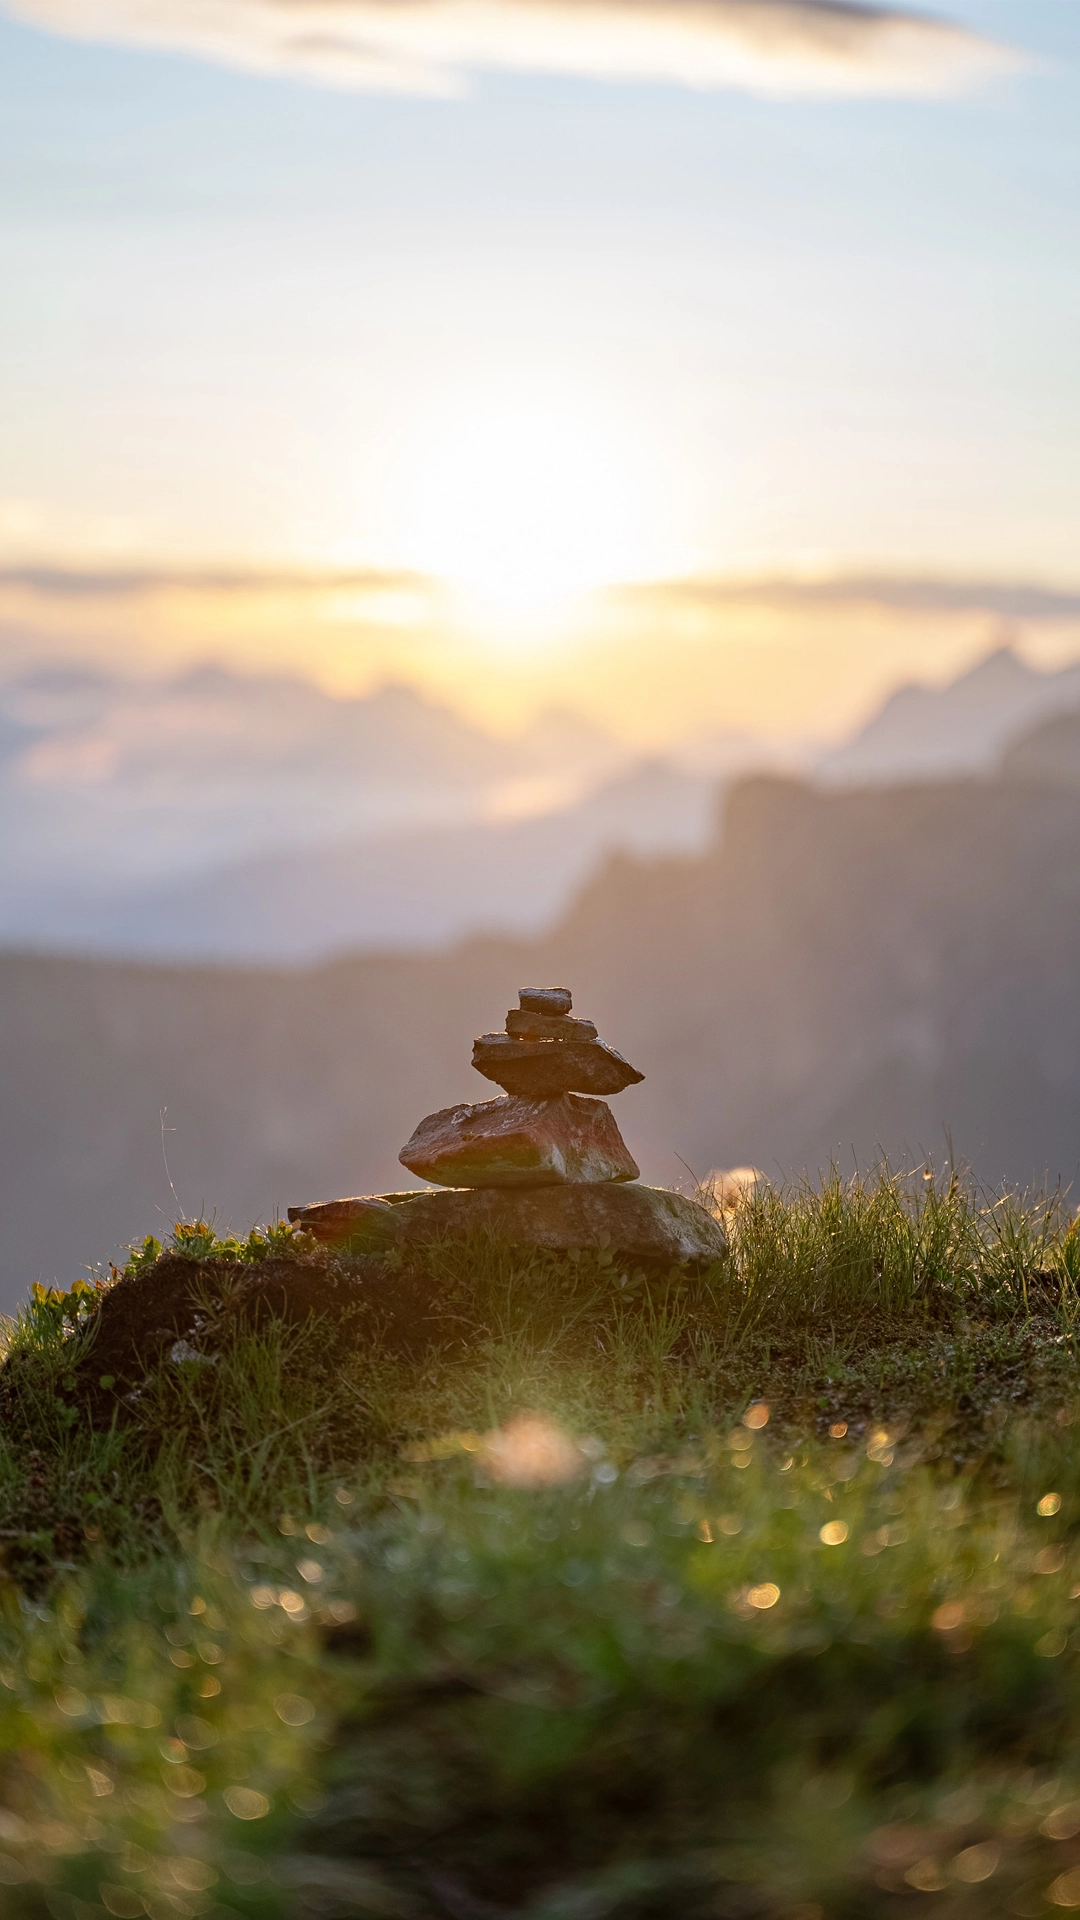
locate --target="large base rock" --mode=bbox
[398,1093,638,1189]
[290,1184,727,1270]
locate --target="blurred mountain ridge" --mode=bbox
[69,758,719,962]
[6,640,1080,960]
[0,663,625,883]
[1002,708,1080,789]
[0,659,794,958]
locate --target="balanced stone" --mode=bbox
[399,1092,639,1189]
[472,1032,644,1099]
[505,1009,598,1042]
[290,1184,726,1270]
[519,986,573,1016]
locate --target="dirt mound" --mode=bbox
[79,1253,235,1387]
[19,1231,661,1440]
[78,1249,396,1389]
[70,1244,468,1424]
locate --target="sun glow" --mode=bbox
[387,386,663,636]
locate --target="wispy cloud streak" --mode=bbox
[3,0,1019,97]
[5,564,1079,622]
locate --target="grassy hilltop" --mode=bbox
[4,1169,1080,1916]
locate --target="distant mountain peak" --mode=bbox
[948,642,1038,691]
[819,641,1080,786]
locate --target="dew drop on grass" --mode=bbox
[221,1852,267,1886]
[273,1693,315,1726]
[1041,1802,1080,1841]
[166,1766,205,1798]
[1047,1867,1080,1907]
[175,1716,216,1750]
[224,1787,269,1821]
[99,1889,142,1918]
[53,1687,88,1717]
[952,1843,1000,1883]
[906,1859,947,1893]
[170,1859,218,1893]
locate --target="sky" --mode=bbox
[1,0,1079,742]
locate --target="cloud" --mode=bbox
[3,0,1019,98]
[618,573,1080,621]
[6,563,1080,623]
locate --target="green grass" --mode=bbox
[4,1166,1080,1917]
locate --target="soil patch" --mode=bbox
[73,1251,386,1397]
[77,1252,241,1387]
[64,1245,482,1428]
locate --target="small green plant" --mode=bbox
[167,1219,223,1260]
[243,1219,302,1259]
[26,1278,107,1342]
[161,1219,302,1265]
[122,1232,162,1277]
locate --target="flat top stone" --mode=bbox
[519,987,572,1016]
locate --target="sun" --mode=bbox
[387,384,660,635]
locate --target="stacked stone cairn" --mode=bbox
[399,986,644,1189]
[289,988,727,1268]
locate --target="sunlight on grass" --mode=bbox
[2,1163,1080,1914]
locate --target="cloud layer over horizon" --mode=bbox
[2,0,1018,97]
